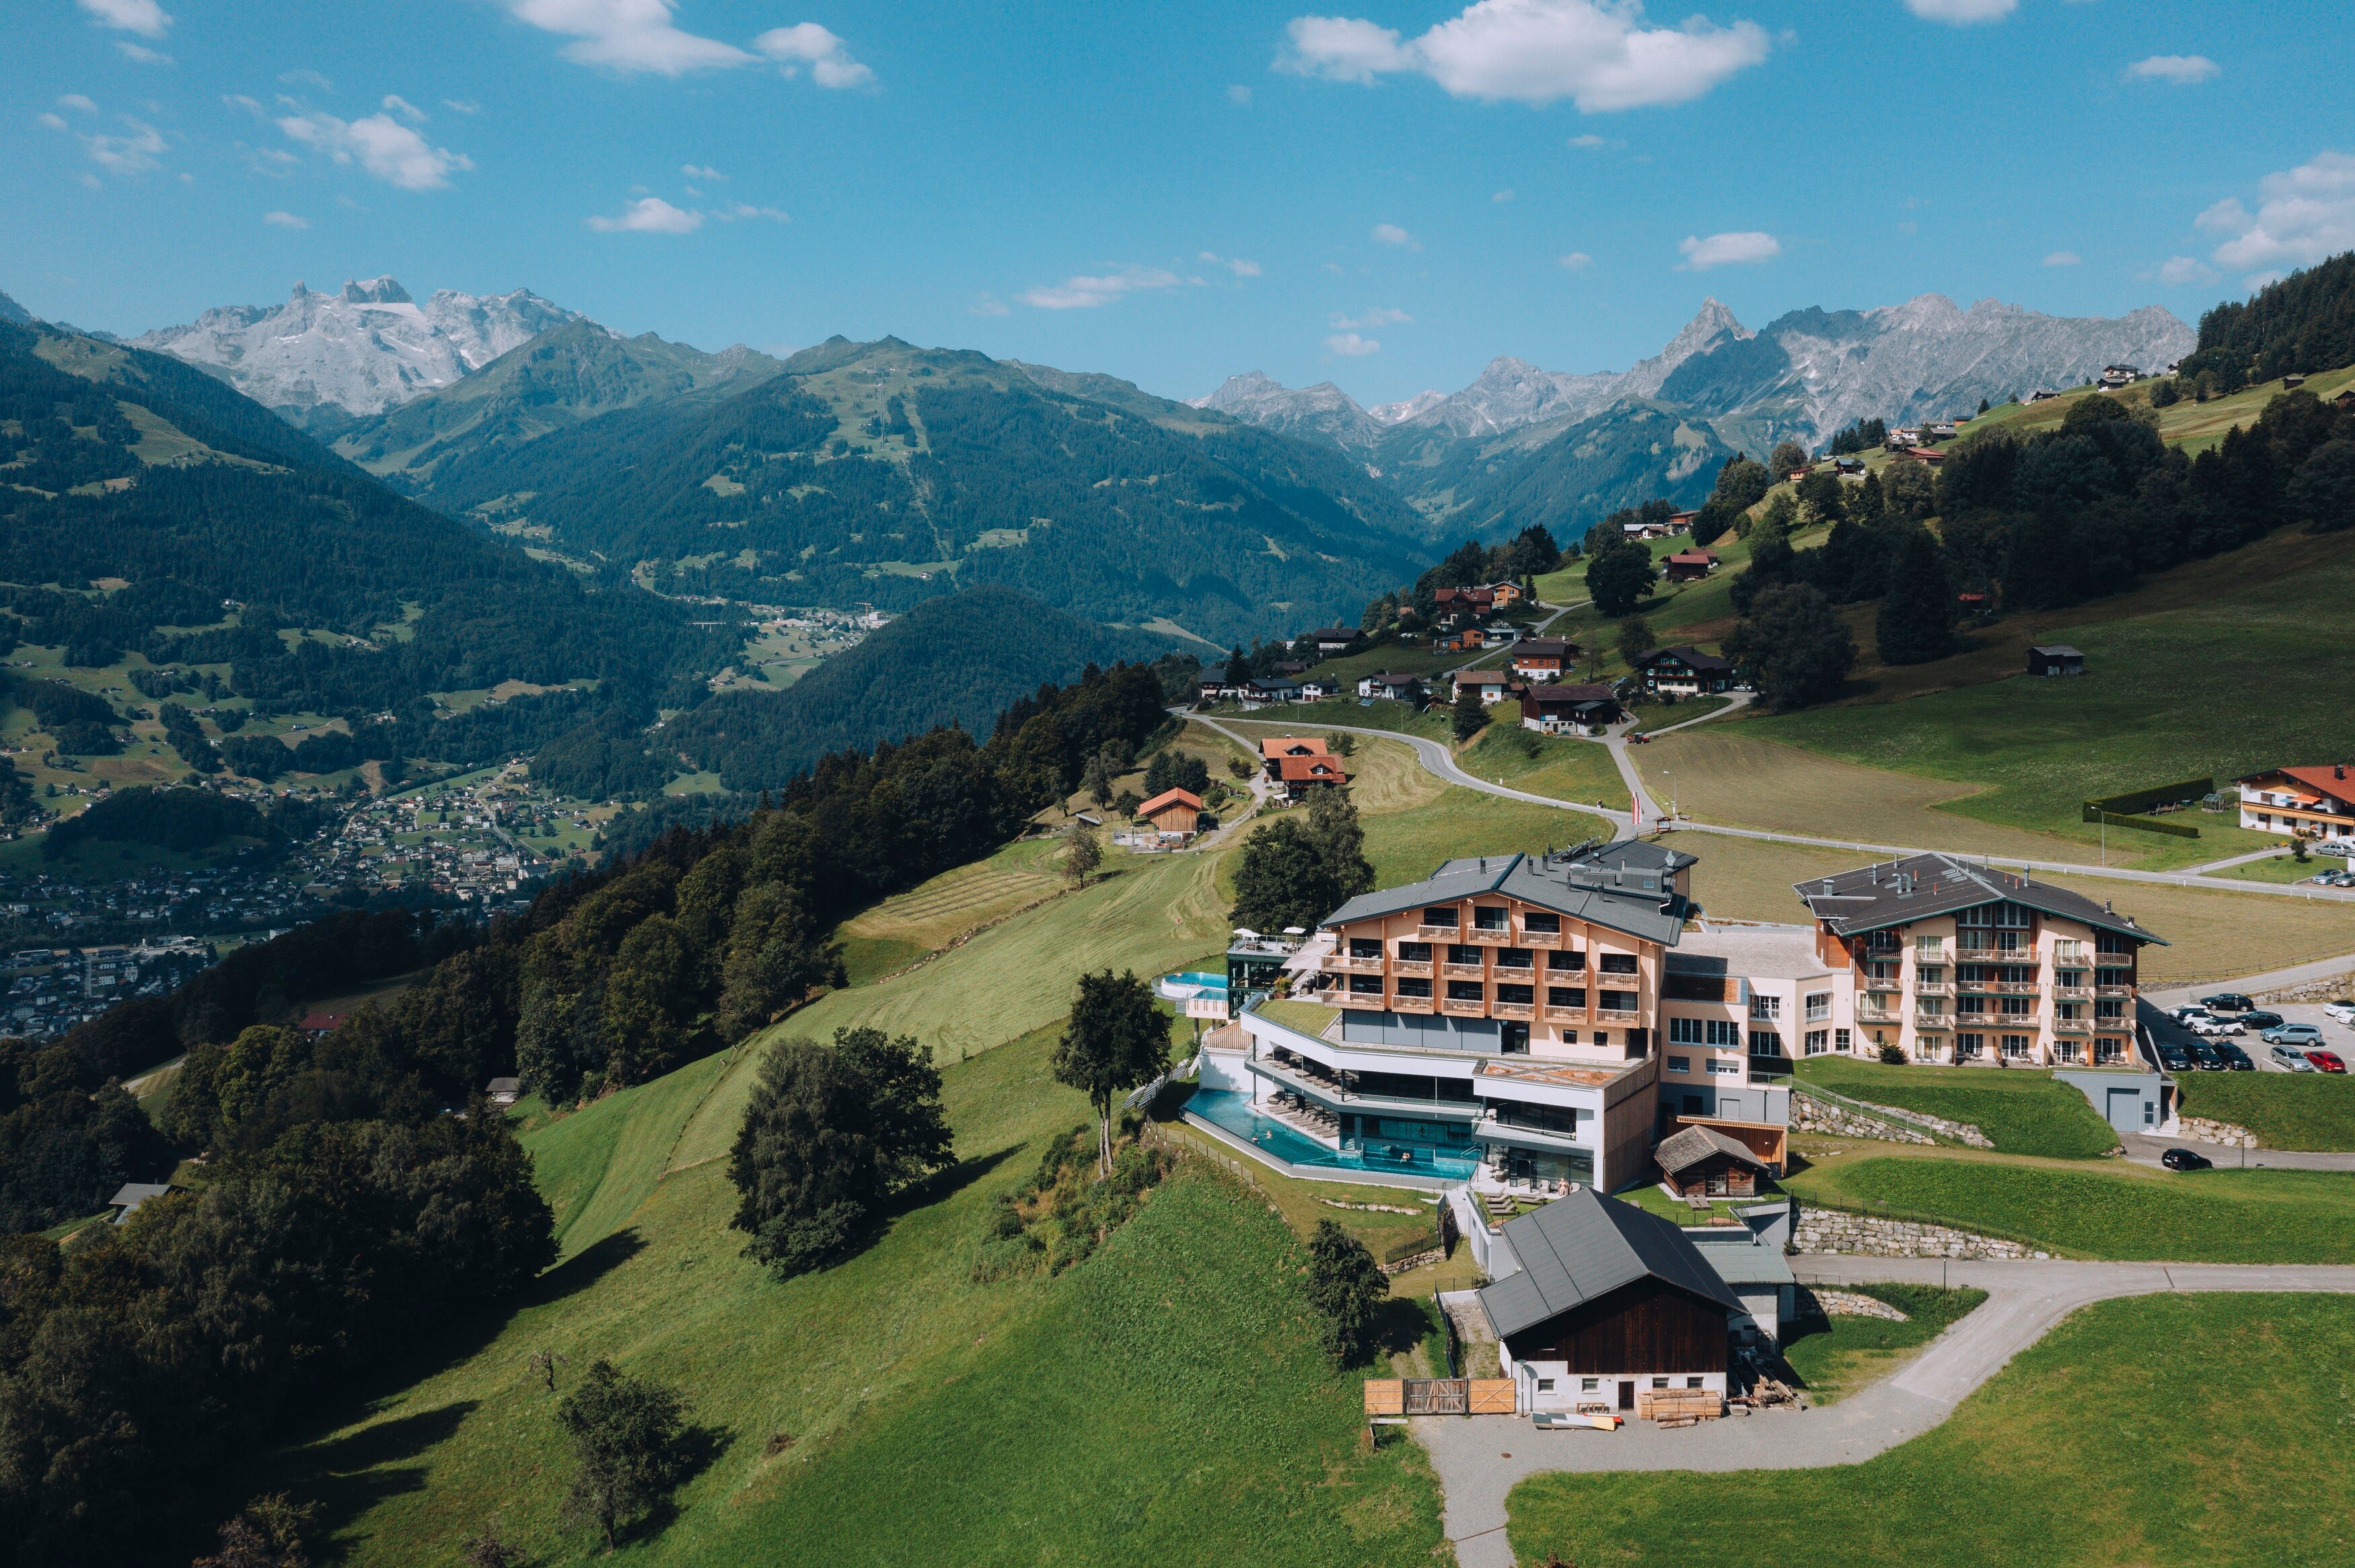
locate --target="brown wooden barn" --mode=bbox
[1135,787,1203,835]
[1654,1123,1774,1199]
[1477,1188,1741,1417]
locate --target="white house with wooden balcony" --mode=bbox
[1227,842,1700,1191]
[1792,854,2164,1068]
[2235,766,2355,843]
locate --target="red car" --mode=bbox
[2305,1049,2348,1074]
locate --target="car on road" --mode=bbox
[2263,1023,2325,1045]
[2325,1001,2355,1026]
[2307,1049,2348,1074]
[2161,1147,2214,1172]
[2212,1043,2255,1071]
[2237,1010,2285,1030]
[2272,1045,2318,1071]
[2200,993,2255,1012]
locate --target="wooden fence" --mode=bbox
[1364,1378,1515,1418]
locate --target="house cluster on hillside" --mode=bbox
[1182,837,2169,1203]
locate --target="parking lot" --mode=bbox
[2140,997,2355,1073]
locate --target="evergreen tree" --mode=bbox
[1224,646,1250,687]
[1725,583,1856,711]
[1874,527,1959,666]
[1451,679,1488,743]
[1584,542,1657,616]
[1305,1220,1389,1366]
[1616,615,1654,669]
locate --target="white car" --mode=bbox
[2171,1006,2211,1024]
[2325,1002,2355,1026]
[2188,1016,2244,1037]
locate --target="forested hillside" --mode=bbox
[408,336,1428,644]
[2175,250,2355,392]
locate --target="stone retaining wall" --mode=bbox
[1795,1209,2046,1259]
[1808,1287,1910,1321]
[1791,1092,1936,1146]
[2254,972,2355,1006]
[2176,1115,2258,1148]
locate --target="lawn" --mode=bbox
[1778,1281,1988,1405]
[832,837,1062,985]
[1785,1150,2355,1263]
[1456,724,1632,812]
[259,1020,1449,1568]
[1358,786,1605,889]
[1746,525,2355,864]
[2206,852,2346,887]
[2175,1073,2355,1152]
[1792,1057,2119,1158]
[1509,1292,2355,1568]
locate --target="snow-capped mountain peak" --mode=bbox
[131,278,581,423]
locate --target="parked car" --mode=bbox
[2161,1148,2214,1172]
[2212,1043,2255,1071]
[2263,1023,2325,1045]
[2185,1039,2227,1070]
[2200,993,2255,1012]
[2154,1043,2196,1072]
[2271,1045,2318,1072]
[2237,1010,2284,1030]
[2307,1049,2348,1074]
[2324,1001,2355,1026]
[2188,1016,2243,1037]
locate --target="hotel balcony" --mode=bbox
[1391,994,1436,1014]
[1247,1053,1480,1119]
[1337,990,1389,1010]
[1538,1004,1587,1025]
[1517,927,1562,948]
[2095,981,2135,998]
[1439,997,1488,1018]
[1914,979,1953,997]
[1441,961,1486,980]
[1595,1007,1640,1025]
[1416,924,1460,941]
[2051,985,2092,1002]
[2052,1018,2091,1035]
[1491,1001,1535,1020]
[1491,963,1539,983]
[1856,1004,1902,1024]
[1476,1111,1587,1153]
[1463,926,1511,945]
[1993,981,2041,997]
[1330,955,1385,973]
[1391,959,1434,978]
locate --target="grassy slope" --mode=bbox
[1778,1281,1988,1405]
[2175,1074,2355,1152]
[1786,1148,2355,1263]
[1792,1058,2120,1159]
[1456,724,1632,813]
[1511,1293,2355,1568]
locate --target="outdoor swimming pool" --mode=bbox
[1159,970,1229,996]
[1184,1088,1478,1180]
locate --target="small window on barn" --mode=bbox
[1686,1376,1704,1390]
[1536,1378,1555,1392]
[1651,1377,1669,1390]
[1581,1378,1599,1393]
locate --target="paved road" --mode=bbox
[1418,1257,2355,1568]
[1196,712,2355,906]
[2117,1130,2355,1172]
[2144,955,2355,1006]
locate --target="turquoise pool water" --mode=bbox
[1186,1088,1478,1179]
[1165,971,1229,991]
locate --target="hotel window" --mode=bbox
[1593,1031,1611,1049]
[1996,928,2025,955]
[1448,944,1481,965]
[1708,1059,1741,1076]
[1686,1376,1704,1390]
[1349,974,1382,994]
[1957,1033,1985,1057]
[1750,994,1782,1022]
[1424,906,1459,928]
[1805,992,1829,1022]
[1868,961,1900,983]
[1496,947,1535,970]
[2000,996,2031,1018]
[1548,986,1586,1009]
[1557,1029,1580,1045]
[2054,1041,2082,1063]
[1498,983,1534,1006]
[1599,990,1637,1013]
[1667,1055,1690,1074]
[2002,1034,2033,1059]
[1917,996,1943,1016]
[2096,998,2125,1019]
[1867,929,1901,954]
[2053,938,2084,963]
[1599,953,1639,975]
[1669,1017,1705,1046]
[1835,1028,1852,1051]
[1446,980,1483,1002]
[1474,906,1509,932]
[1705,1019,1740,1048]
[2056,1002,2083,1021]
[1916,934,1943,959]
[1398,941,1432,963]
[1548,948,1586,971]
[1523,911,1561,934]
[1804,1029,1829,1055]
[1396,977,1432,998]
[2095,1037,2125,1064]
[1749,1029,1783,1056]
[1348,937,1382,959]
[1959,996,1987,1016]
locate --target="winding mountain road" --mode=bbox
[1416,1257,2355,1568]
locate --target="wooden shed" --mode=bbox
[1136,788,1203,834]
[1654,1123,1773,1199]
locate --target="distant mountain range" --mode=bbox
[128,278,583,425]
[1195,294,2196,536]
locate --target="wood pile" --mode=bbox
[1635,1387,1723,1426]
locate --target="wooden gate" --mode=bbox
[1404,1378,1468,1415]
[1468,1378,1516,1414]
[1366,1378,1519,1417]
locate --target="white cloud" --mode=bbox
[682,162,726,180]
[2041,250,2080,267]
[970,293,1010,317]
[264,209,308,228]
[2239,270,2284,291]
[57,94,98,113]
[1325,332,1382,355]
[587,195,704,232]
[1280,1,1770,112]
[1904,0,2014,24]
[2126,54,2218,85]
[1567,133,1606,148]
[38,113,69,131]
[713,202,787,222]
[277,111,472,190]
[1371,221,1416,246]
[381,94,427,124]
[753,23,872,87]
[507,0,752,73]
[77,0,170,39]
[1332,307,1412,329]
[1228,84,1253,105]
[81,116,168,176]
[442,98,481,114]
[1020,267,1184,309]
[2157,255,2218,287]
[1558,250,1593,270]
[1677,229,1778,269]
[2199,151,2355,273]
[116,41,171,63]
[281,70,333,90]
[1198,251,1262,277]
[1492,188,1514,202]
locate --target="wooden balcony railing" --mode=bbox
[1491,1002,1534,1020]
[1441,962,1486,980]
[1391,959,1433,978]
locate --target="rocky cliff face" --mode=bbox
[130,278,578,422]
[1188,369,1384,453]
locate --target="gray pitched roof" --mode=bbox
[1639,645,1735,673]
[1655,1123,1770,1179]
[1320,844,1695,947]
[1689,1232,1795,1288]
[1478,1188,1743,1340]
[1793,852,2166,945]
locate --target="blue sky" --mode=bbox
[4,0,2351,406]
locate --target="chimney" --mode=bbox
[2338,765,2346,780]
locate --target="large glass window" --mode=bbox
[1521,911,1562,934]
[1396,977,1432,998]
[1497,983,1534,1006]
[1599,990,1637,1013]
[1447,944,1481,965]
[1348,937,1381,959]
[1669,1017,1704,1045]
[1496,947,1535,970]
[1446,980,1484,1002]
[1705,1019,1740,1047]
[1805,992,1829,1021]
[1424,906,1459,928]
[1599,953,1638,975]
[1750,994,1783,1021]
[1547,986,1585,1009]
[1473,906,1509,932]
[1349,974,1382,994]
[1749,1029,1783,1056]
[1548,949,1586,971]
[1398,941,1432,963]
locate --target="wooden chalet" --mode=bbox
[1663,548,1719,583]
[1654,1123,1771,1198]
[1478,1189,1742,1417]
[1510,638,1574,682]
[1632,646,1737,697]
[1136,788,1204,835]
[1520,683,1620,736]
[1270,755,1350,798]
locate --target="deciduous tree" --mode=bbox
[1305,1220,1388,1366]
[1051,971,1170,1173]
[556,1359,691,1551]
[1725,583,1856,711]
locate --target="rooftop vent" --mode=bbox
[1819,878,1834,895]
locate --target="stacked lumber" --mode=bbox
[1635,1387,1724,1426]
